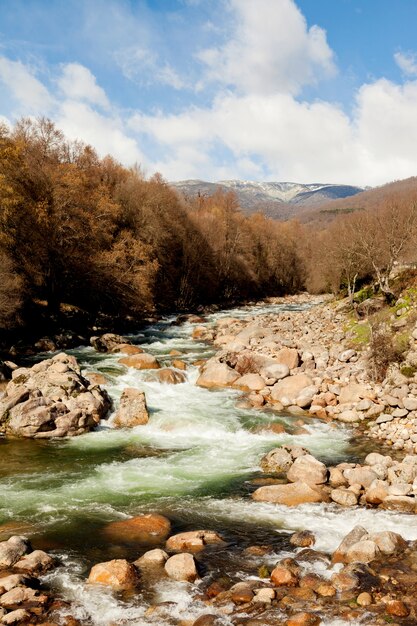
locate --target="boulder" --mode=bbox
[0,354,111,438]
[287,455,327,485]
[0,537,31,569]
[119,353,160,370]
[290,531,315,548]
[164,553,198,582]
[260,447,293,474]
[233,373,265,391]
[0,586,48,608]
[330,489,358,507]
[344,540,380,563]
[152,368,187,384]
[368,531,407,554]
[259,362,290,381]
[1,609,30,625]
[332,526,368,563]
[90,333,128,353]
[102,514,171,545]
[88,559,139,589]
[270,374,315,407]
[252,481,324,506]
[270,564,298,586]
[166,530,224,553]
[275,348,300,370]
[134,549,168,569]
[344,467,377,488]
[14,549,55,575]
[338,383,369,405]
[85,372,109,386]
[113,388,149,428]
[111,344,143,355]
[380,495,416,513]
[196,361,240,389]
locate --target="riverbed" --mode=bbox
[1,301,416,625]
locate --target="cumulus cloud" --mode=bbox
[197,0,336,95]
[0,56,53,113]
[394,51,417,76]
[58,63,109,107]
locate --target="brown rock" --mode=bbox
[286,613,321,626]
[196,361,240,389]
[118,353,160,370]
[102,514,171,545]
[270,565,298,586]
[287,455,327,485]
[275,348,300,370]
[164,553,198,582]
[193,616,223,626]
[134,548,168,569]
[14,549,55,575]
[172,359,187,370]
[332,526,368,563]
[111,344,143,355]
[260,447,293,474]
[0,536,30,569]
[113,389,149,428]
[330,488,358,507]
[290,531,315,547]
[316,583,336,597]
[252,481,324,506]
[1,609,31,624]
[0,586,48,607]
[380,495,416,513]
[385,600,409,617]
[356,592,372,606]
[152,368,187,384]
[230,582,254,604]
[85,372,108,386]
[233,373,266,392]
[271,374,314,407]
[344,539,380,564]
[88,559,139,589]
[166,530,224,553]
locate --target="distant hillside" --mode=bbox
[171,179,365,220]
[302,176,417,224]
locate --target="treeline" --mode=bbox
[305,192,417,301]
[0,118,305,338]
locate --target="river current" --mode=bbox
[1,301,417,625]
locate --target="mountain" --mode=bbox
[171,179,366,220]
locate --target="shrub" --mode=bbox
[368,324,406,381]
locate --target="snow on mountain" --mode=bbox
[171,179,366,219]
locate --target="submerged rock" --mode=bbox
[102,514,171,545]
[0,353,111,438]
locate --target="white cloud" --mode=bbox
[115,46,185,89]
[58,63,109,107]
[0,56,53,113]
[197,0,336,95]
[56,100,144,165]
[394,51,417,76]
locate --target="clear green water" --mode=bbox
[0,302,414,625]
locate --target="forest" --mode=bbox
[1,118,417,350]
[0,118,305,345]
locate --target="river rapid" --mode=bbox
[1,301,417,625]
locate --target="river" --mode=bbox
[1,301,416,625]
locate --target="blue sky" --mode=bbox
[1,0,417,185]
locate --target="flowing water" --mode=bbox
[1,301,417,625]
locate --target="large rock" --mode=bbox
[275,347,300,370]
[196,361,240,389]
[332,526,368,563]
[164,553,198,582]
[119,353,160,370]
[259,362,290,381]
[14,549,55,575]
[102,514,171,545]
[287,455,327,485]
[153,368,187,384]
[88,559,139,589]
[113,389,149,428]
[339,383,369,405]
[270,374,316,407]
[233,373,265,391]
[0,537,30,569]
[166,530,224,553]
[90,333,129,353]
[0,354,111,438]
[252,481,324,506]
[260,447,293,474]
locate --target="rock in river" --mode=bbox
[0,353,111,438]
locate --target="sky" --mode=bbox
[0,0,417,186]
